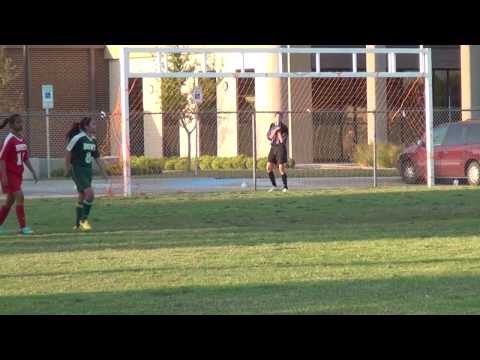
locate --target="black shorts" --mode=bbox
[268,145,288,165]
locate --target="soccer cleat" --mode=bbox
[73,225,80,231]
[282,188,289,193]
[19,227,34,235]
[79,220,92,232]
[268,187,278,193]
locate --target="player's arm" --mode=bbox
[282,124,289,144]
[0,159,7,187]
[64,150,72,177]
[64,135,79,176]
[23,159,38,183]
[0,139,11,186]
[22,147,38,183]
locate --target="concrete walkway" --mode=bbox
[19,176,405,198]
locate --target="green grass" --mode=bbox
[1,186,480,314]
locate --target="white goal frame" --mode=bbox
[119,46,434,196]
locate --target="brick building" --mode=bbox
[0,45,110,160]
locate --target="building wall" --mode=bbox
[0,46,110,178]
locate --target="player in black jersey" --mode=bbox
[266,112,289,192]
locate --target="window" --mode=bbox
[433,69,461,108]
[443,124,466,146]
[434,125,449,146]
[466,123,480,145]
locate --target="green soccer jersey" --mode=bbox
[66,131,100,168]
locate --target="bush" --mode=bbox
[354,144,402,168]
[211,157,224,170]
[222,158,235,170]
[174,158,190,171]
[106,163,122,176]
[130,156,164,175]
[50,155,297,177]
[354,144,372,167]
[256,157,268,170]
[199,155,215,170]
[164,158,178,171]
[231,155,248,169]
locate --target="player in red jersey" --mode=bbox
[0,114,38,235]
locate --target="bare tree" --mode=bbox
[160,48,219,171]
[0,46,19,112]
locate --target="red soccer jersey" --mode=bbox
[0,133,29,176]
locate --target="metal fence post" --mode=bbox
[252,111,257,192]
[45,108,51,179]
[195,108,200,176]
[373,111,377,188]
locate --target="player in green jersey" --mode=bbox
[64,117,108,232]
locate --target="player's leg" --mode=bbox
[278,146,288,192]
[14,190,33,234]
[0,193,15,233]
[74,192,85,229]
[279,163,288,191]
[82,187,94,220]
[267,147,278,192]
[72,166,93,231]
[78,167,94,230]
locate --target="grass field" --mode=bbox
[1,186,480,314]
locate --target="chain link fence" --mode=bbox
[0,105,474,197]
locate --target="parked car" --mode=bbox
[398,119,480,185]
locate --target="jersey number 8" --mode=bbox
[85,152,93,164]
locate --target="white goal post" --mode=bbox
[119,46,434,196]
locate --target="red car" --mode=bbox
[398,120,480,185]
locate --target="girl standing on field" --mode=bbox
[0,114,38,235]
[65,117,108,232]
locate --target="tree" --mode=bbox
[160,48,219,170]
[0,46,19,112]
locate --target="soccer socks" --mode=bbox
[281,174,288,189]
[0,205,12,225]
[82,200,93,220]
[15,205,26,229]
[268,171,277,187]
[76,202,84,226]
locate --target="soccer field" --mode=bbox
[1,186,480,314]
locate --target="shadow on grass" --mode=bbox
[1,274,480,314]
[1,256,480,280]
[1,187,480,255]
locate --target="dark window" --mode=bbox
[443,124,466,145]
[466,123,480,145]
[449,70,461,108]
[433,69,461,108]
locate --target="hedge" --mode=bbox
[52,155,296,177]
[353,143,402,168]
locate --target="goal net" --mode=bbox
[103,46,433,196]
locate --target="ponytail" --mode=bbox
[0,114,20,130]
[66,122,81,141]
[0,118,9,130]
[66,117,92,141]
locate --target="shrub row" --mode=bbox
[52,155,296,177]
[353,144,402,168]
